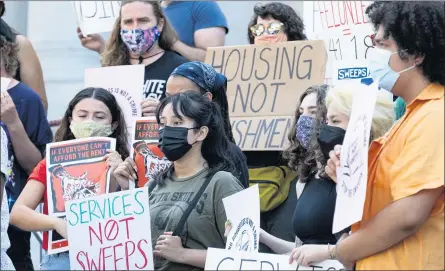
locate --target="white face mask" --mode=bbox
[367,47,416,92]
[69,121,114,139]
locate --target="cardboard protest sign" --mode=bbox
[46,137,116,254]
[303,1,374,84]
[131,117,170,188]
[205,248,345,270]
[332,60,373,86]
[205,40,327,150]
[223,185,260,252]
[85,65,144,148]
[66,188,154,270]
[73,1,121,35]
[333,83,378,233]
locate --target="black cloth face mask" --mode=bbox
[317,124,346,160]
[158,126,198,162]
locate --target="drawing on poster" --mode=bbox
[73,1,121,35]
[303,1,374,84]
[205,248,345,270]
[46,137,116,254]
[333,83,377,233]
[205,40,327,150]
[66,188,154,270]
[131,117,171,187]
[223,185,260,252]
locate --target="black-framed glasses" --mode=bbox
[250,22,284,37]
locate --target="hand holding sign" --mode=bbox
[325,145,342,183]
[154,232,185,262]
[53,218,68,240]
[77,26,105,54]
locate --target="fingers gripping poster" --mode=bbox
[73,1,122,35]
[131,117,171,188]
[66,188,154,270]
[333,83,378,233]
[46,137,116,254]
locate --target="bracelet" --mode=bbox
[327,243,336,260]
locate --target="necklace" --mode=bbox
[131,50,165,64]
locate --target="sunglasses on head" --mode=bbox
[250,22,284,37]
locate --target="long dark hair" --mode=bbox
[54,88,130,159]
[282,85,328,183]
[154,91,235,185]
[248,2,307,44]
[102,0,178,66]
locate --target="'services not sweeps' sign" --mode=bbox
[66,188,154,270]
[73,1,121,35]
[205,40,327,151]
[205,248,345,270]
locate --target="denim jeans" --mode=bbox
[40,251,70,270]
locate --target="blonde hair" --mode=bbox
[326,83,395,141]
[101,0,178,67]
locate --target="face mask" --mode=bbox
[120,26,161,55]
[158,126,198,162]
[317,125,346,160]
[296,115,316,149]
[70,121,114,139]
[367,47,416,92]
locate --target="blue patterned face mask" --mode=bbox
[296,116,316,149]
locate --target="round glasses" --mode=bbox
[250,22,284,37]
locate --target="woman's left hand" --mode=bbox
[289,245,330,267]
[153,232,185,262]
[103,149,123,169]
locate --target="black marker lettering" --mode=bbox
[279,46,296,80]
[224,49,241,81]
[250,83,267,113]
[211,50,225,74]
[270,82,285,112]
[241,48,256,81]
[255,48,271,80]
[296,45,313,80]
[216,257,234,270]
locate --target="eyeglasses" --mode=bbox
[250,22,284,37]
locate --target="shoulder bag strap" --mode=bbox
[172,172,214,236]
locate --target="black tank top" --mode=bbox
[292,174,338,245]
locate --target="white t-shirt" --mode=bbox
[1,127,15,270]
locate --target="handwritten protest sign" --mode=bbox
[73,1,121,35]
[205,248,345,270]
[205,40,327,150]
[66,188,154,270]
[303,1,374,84]
[131,117,170,188]
[332,60,373,86]
[46,137,116,254]
[223,185,260,252]
[85,65,144,148]
[333,83,377,233]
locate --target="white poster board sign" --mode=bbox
[1,77,11,92]
[223,185,260,252]
[85,65,144,148]
[66,188,154,270]
[73,1,121,35]
[333,83,377,233]
[205,248,345,270]
[303,1,374,84]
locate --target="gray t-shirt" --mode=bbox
[150,169,243,270]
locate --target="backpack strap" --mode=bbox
[172,173,214,236]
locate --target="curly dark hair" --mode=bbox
[248,2,307,44]
[366,1,445,85]
[282,85,328,183]
[54,88,130,160]
[0,35,19,76]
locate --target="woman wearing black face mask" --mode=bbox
[288,83,395,267]
[116,91,243,269]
